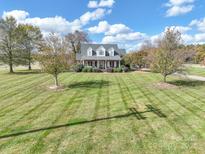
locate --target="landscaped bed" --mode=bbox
[0,69,204,153]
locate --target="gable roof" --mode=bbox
[76,43,126,61]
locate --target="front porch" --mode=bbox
[81,60,121,69]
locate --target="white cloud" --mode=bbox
[88,0,115,8]
[181,34,194,43]
[102,32,147,44]
[167,0,195,6]
[79,8,109,25]
[101,33,147,51]
[24,16,80,36]
[88,21,131,35]
[88,21,110,33]
[2,9,110,36]
[2,10,29,21]
[166,5,194,17]
[99,0,115,7]
[194,33,205,42]
[165,0,195,17]
[190,18,205,32]
[106,24,131,35]
[88,21,147,51]
[180,33,205,44]
[88,1,98,8]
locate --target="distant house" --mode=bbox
[76,44,126,69]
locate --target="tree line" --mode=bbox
[0,17,42,72]
[0,16,89,88]
[123,28,205,82]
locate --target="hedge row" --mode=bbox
[71,64,129,73]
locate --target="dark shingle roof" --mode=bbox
[76,43,126,61]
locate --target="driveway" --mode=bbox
[174,72,205,81]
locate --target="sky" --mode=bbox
[0,0,205,51]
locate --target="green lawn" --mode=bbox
[186,66,205,77]
[0,70,205,154]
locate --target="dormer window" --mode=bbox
[108,47,114,56]
[87,47,92,56]
[97,46,105,56]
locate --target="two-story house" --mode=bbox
[76,44,126,69]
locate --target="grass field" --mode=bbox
[186,66,205,77]
[0,69,205,154]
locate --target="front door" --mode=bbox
[99,61,105,69]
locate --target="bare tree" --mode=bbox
[150,28,186,82]
[65,30,89,62]
[36,33,73,88]
[140,40,153,51]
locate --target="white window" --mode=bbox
[97,46,105,56]
[108,47,114,56]
[87,47,92,56]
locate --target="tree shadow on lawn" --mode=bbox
[168,80,205,87]
[0,105,166,139]
[66,80,109,89]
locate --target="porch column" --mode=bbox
[114,61,117,68]
[82,60,84,65]
[119,60,121,68]
[107,61,110,68]
[105,60,107,69]
[97,61,100,68]
[92,61,95,67]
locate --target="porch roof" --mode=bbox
[77,56,121,61]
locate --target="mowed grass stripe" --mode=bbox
[85,75,104,153]
[0,71,205,153]
[0,72,74,111]
[143,73,204,139]
[0,93,60,151]
[0,76,51,118]
[129,74,202,153]
[0,72,45,90]
[0,73,77,125]
[27,74,89,153]
[0,73,77,149]
[0,73,49,101]
[0,73,76,115]
[0,70,43,85]
[47,75,95,153]
[144,76,205,153]
[0,73,78,134]
[129,73,186,139]
[0,75,80,152]
[0,75,51,114]
[83,75,115,153]
[113,74,146,152]
[126,74,173,153]
[120,74,159,150]
[104,74,113,151]
[0,70,37,83]
[37,74,92,153]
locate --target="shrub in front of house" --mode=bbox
[122,66,129,72]
[82,66,93,72]
[106,68,113,73]
[71,64,84,72]
[113,67,122,72]
[92,67,102,72]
